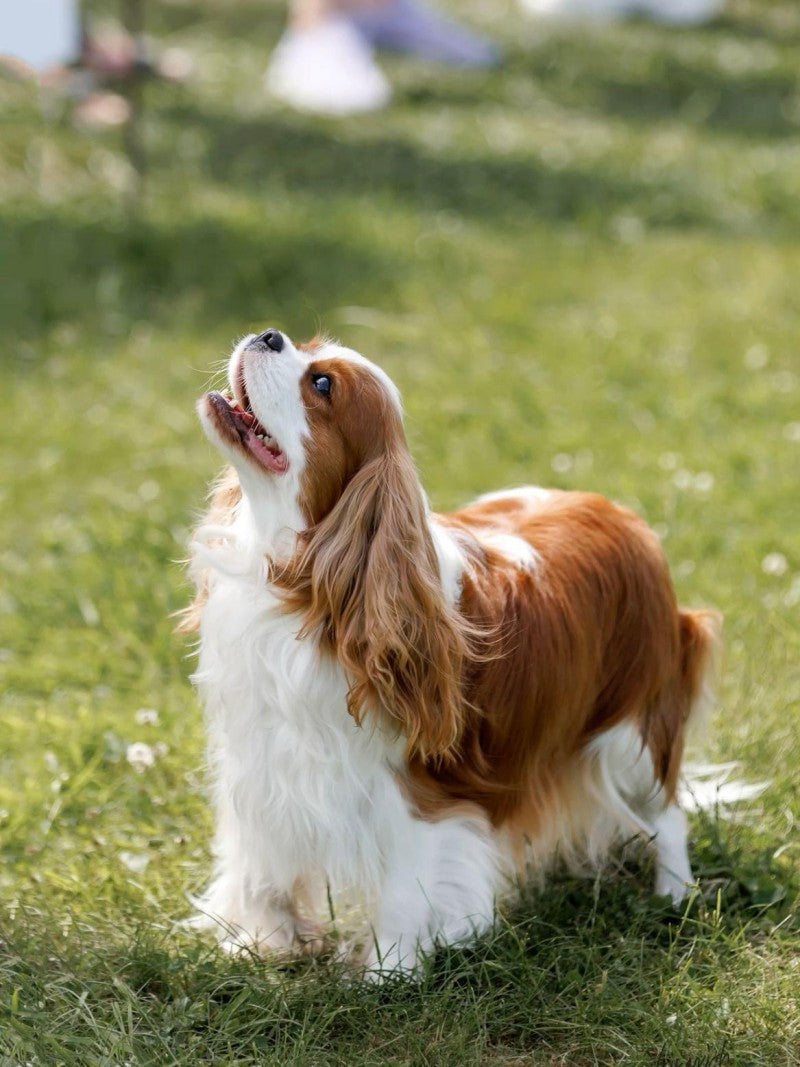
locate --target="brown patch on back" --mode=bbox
[407,492,709,835]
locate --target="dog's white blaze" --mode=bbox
[231,334,310,472]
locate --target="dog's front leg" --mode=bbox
[363,813,500,979]
[190,789,315,956]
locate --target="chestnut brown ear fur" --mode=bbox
[272,446,472,761]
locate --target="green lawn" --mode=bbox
[1,0,799,1062]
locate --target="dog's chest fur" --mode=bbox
[194,559,405,890]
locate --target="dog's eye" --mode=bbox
[311,374,332,397]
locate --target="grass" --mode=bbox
[1,0,800,1062]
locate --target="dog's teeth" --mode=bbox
[256,433,265,441]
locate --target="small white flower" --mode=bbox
[134,708,160,726]
[126,742,155,773]
[673,469,693,490]
[118,851,150,874]
[551,452,573,474]
[153,741,169,759]
[666,1013,678,1025]
[761,552,788,577]
[612,214,645,244]
[693,471,715,493]
[744,343,768,370]
[783,422,800,443]
[574,448,594,472]
[771,371,796,394]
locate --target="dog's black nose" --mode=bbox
[253,328,284,352]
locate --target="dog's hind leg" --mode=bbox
[650,803,693,903]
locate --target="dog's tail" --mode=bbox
[676,609,768,812]
[679,608,721,739]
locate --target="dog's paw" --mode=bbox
[293,916,332,957]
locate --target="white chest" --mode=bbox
[194,572,403,888]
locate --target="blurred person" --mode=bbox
[0,0,135,127]
[0,0,143,80]
[0,0,79,71]
[519,0,723,23]
[266,0,499,115]
[1,0,190,129]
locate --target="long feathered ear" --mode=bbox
[272,447,471,762]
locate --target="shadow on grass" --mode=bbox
[155,105,774,234]
[146,0,285,40]
[588,60,800,141]
[2,844,793,1067]
[0,210,395,348]
[399,51,800,142]
[713,11,800,48]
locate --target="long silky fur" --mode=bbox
[271,445,475,763]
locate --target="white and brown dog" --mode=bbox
[181,328,718,975]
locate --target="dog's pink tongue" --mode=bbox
[246,428,288,472]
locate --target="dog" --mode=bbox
[180,328,718,975]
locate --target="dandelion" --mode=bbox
[771,371,796,394]
[126,742,155,773]
[118,851,150,874]
[134,708,160,726]
[761,552,788,577]
[551,453,573,474]
[612,214,645,244]
[694,471,715,493]
[744,343,768,370]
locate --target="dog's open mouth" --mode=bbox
[206,390,289,474]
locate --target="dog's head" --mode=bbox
[197,329,470,760]
[198,329,405,527]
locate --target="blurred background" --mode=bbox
[1,1,799,1062]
